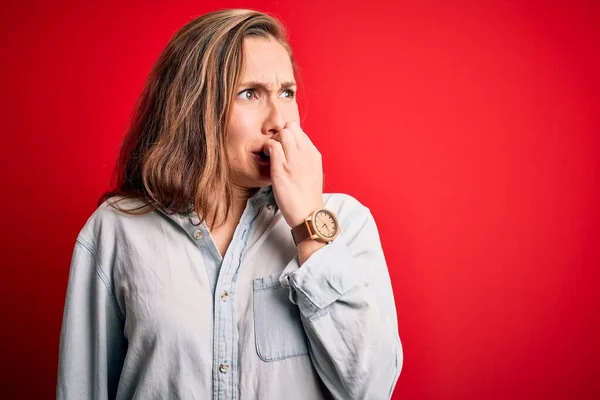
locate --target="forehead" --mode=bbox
[240,36,294,85]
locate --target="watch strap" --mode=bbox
[291,221,312,246]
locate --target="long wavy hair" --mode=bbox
[99,9,295,230]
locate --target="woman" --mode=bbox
[57,9,402,400]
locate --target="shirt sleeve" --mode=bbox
[279,205,403,400]
[56,236,126,400]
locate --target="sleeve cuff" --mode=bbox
[279,238,362,318]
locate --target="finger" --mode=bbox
[274,127,299,159]
[265,138,287,170]
[284,121,311,150]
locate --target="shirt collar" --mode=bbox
[252,184,277,210]
[157,185,277,228]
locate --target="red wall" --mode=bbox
[1,0,598,398]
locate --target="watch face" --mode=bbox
[314,210,338,239]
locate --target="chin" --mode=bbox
[255,164,271,181]
[239,171,271,189]
[256,176,272,187]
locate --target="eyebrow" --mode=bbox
[237,81,297,91]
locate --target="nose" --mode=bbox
[262,99,285,135]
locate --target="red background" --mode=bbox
[1,0,599,398]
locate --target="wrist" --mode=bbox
[290,204,340,247]
[288,202,324,228]
[297,239,327,266]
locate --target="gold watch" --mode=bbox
[291,207,341,246]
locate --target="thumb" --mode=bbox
[265,139,286,171]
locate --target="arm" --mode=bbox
[281,205,403,400]
[57,237,126,400]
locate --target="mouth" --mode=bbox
[253,149,271,165]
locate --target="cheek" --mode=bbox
[226,138,246,166]
[284,102,300,122]
[227,107,257,139]
[225,122,253,168]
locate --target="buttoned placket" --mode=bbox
[183,190,271,400]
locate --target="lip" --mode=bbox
[253,152,271,165]
[253,145,268,153]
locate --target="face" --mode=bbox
[226,36,299,189]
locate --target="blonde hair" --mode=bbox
[100,9,295,229]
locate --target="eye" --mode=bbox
[237,89,257,100]
[280,89,296,99]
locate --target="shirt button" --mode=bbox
[219,363,230,373]
[220,290,229,301]
[193,230,202,239]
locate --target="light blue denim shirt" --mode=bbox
[57,185,402,399]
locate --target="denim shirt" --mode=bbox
[57,185,402,399]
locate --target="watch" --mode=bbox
[291,207,341,246]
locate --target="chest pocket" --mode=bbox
[253,273,309,362]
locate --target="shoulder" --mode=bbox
[321,192,383,244]
[322,192,370,222]
[77,196,157,246]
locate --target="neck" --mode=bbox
[219,184,260,227]
[205,184,261,231]
[231,184,259,215]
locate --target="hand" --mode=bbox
[264,121,324,228]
